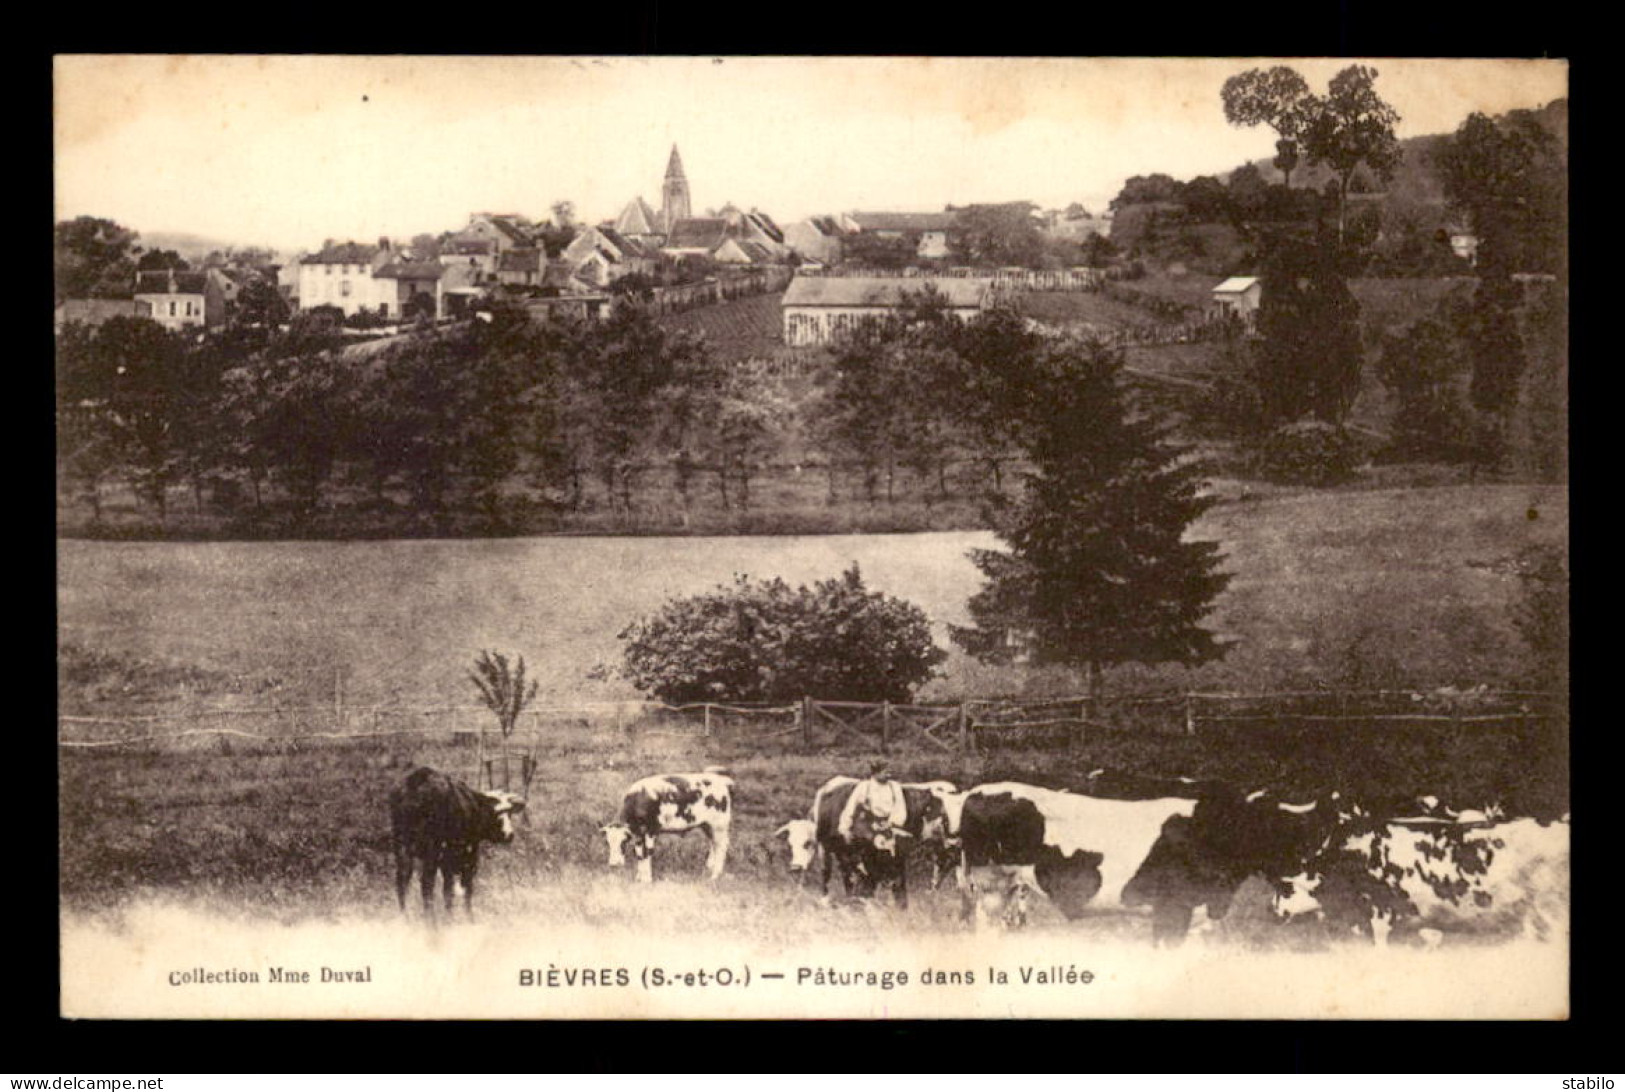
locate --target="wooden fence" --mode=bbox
[61,689,1564,760]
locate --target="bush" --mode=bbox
[616,564,947,704]
[1257,420,1362,485]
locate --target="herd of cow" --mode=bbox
[389,763,1570,949]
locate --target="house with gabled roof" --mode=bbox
[844,210,958,259]
[439,237,499,279]
[460,213,535,254]
[780,275,994,346]
[297,239,441,320]
[374,259,444,319]
[134,269,216,330]
[563,225,660,288]
[783,217,845,266]
[495,247,546,289]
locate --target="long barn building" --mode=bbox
[780,275,995,346]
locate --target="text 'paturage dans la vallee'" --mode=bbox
[519,964,1095,990]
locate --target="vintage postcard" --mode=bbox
[56,55,1569,1020]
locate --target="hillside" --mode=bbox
[1227,97,1568,217]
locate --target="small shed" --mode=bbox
[1211,276,1262,318]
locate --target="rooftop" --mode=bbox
[848,211,957,233]
[781,276,994,309]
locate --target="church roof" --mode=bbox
[665,144,686,181]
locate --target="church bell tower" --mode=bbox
[661,144,692,233]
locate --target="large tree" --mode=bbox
[1439,110,1567,276]
[952,336,1231,698]
[948,202,1048,268]
[1300,65,1403,244]
[1254,234,1365,425]
[1221,66,1316,188]
[55,216,139,300]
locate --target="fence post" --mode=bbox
[801,696,813,751]
[881,701,891,753]
[959,702,969,751]
[703,704,713,737]
[1185,694,1196,737]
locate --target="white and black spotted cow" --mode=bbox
[601,768,734,883]
[1272,812,1571,947]
[957,780,1204,930]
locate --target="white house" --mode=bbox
[1210,276,1263,318]
[134,269,214,331]
[297,241,394,317]
[780,275,995,346]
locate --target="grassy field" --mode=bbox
[58,482,1568,717]
[59,706,1566,924]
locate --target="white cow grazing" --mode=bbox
[1279,815,1571,946]
[773,819,818,873]
[600,768,734,883]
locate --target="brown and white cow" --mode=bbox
[799,774,953,908]
[601,768,734,883]
[389,766,526,924]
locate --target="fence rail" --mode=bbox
[61,690,1565,755]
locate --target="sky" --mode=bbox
[54,56,1568,257]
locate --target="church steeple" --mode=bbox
[661,144,692,234]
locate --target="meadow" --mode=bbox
[58,481,1568,717]
[58,481,1568,931]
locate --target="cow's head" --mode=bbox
[482,791,526,843]
[773,819,817,872]
[600,822,634,867]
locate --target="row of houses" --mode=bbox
[55,265,268,334]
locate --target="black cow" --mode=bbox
[1120,785,1347,945]
[389,767,526,924]
[811,775,951,909]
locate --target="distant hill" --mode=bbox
[1225,97,1568,213]
[135,230,279,263]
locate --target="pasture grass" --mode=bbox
[57,484,1567,717]
[60,702,1568,918]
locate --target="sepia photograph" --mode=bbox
[54,55,1569,1021]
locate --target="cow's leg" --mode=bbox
[460,860,477,922]
[705,826,730,881]
[820,844,835,897]
[635,837,654,884]
[420,859,439,925]
[394,842,413,914]
[442,859,458,916]
[1151,899,1194,948]
[893,854,909,909]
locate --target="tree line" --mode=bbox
[57,293,1059,531]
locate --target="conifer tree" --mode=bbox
[952,336,1231,697]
